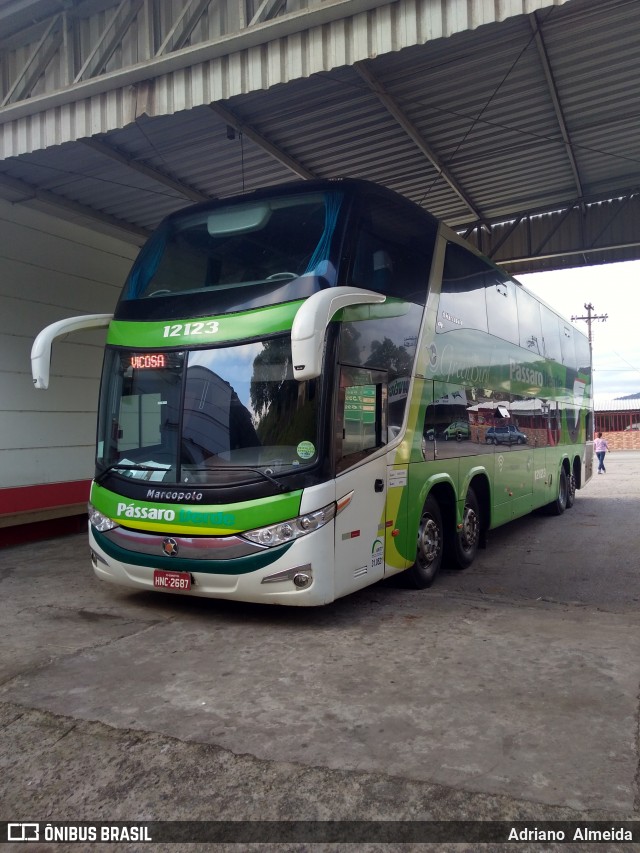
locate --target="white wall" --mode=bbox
[0,199,139,503]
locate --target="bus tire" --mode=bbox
[548,467,568,516]
[405,495,444,589]
[566,471,576,509]
[451,487,481,570]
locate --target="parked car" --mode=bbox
[485,425,527,445]
[623,422,640,431]
[441,420,470,441]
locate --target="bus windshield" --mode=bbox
[96,337,319,486]
[120,191,342,309]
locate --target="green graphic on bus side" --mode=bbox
[385,321,592,564]
[408,324,590,398]
[90,483,302,535]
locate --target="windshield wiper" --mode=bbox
[95,463,169,485]
[188,464,291,493]
[233,466,291,492]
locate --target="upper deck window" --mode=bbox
[118,191,343,318]
[438,242,488,333]
[350,191,436,303]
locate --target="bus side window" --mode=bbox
[585,409,594,442]
[575,332,591,378]
[438,242,487,334]
[372,250,393,291]
[508,391,531,450]
[431,382,490,457]
[421,398,436,461]
[574,331,591,441]
[336,366,387,473]
[560,323,575,367]
[352,232,400,294]
[541,307,562,362]
[516,287,543,355]
[338,306,422,440]
[350,193,435,302]
[486,271,518,344]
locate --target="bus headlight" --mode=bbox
[88,502,118,532]
[242,501,337,548]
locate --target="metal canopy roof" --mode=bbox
[1,0,639,273]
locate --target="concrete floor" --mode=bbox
[1,452,639,851]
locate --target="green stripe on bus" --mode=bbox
[106,300,305,347]
[90,483,302,535]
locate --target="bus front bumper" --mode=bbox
[88,523,335,606]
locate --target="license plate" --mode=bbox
[153,569,191,591]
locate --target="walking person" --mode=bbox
[595,432,609,474]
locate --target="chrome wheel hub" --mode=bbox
[461,506,479,551]
[418,515,440,565]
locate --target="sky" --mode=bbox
[518,260,640,402]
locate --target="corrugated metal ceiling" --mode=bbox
[0,0,639,272]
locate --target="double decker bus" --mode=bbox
[32,179,593,605]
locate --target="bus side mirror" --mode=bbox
[291,287,385,381]
[31,314,112,389]
[495,405,510,419]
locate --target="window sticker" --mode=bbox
[297,440,316,459]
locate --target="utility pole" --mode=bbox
[571,302,607,348]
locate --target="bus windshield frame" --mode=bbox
[96,336,321,489]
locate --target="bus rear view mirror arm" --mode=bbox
[291,287,386,381]
[31,314,112,389]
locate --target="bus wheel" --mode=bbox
[406,496,443,589]
[548,467,568,515]
[451,487,480,570]
[566,471,576,509]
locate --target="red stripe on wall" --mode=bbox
[0,480,91,516]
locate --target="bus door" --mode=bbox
[333,366,388,598]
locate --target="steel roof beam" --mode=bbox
[0,0,427,125]
[2,13,62,106]
[208,102,316,180]
[529,10,583,199]
[507,240,640,266]
[74,0,144,83]
[250,0,288,26]
[353,61,483,222]
[0,0,46,23]
[485,214,525,259]
[531,202,575,257]
[155,0,214,56]
[461,185,640,233]
[0,171,149,243]
[81,137,211,203]
[585,191,636,251]
[462,189,640,266]
[0,0,61,39]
